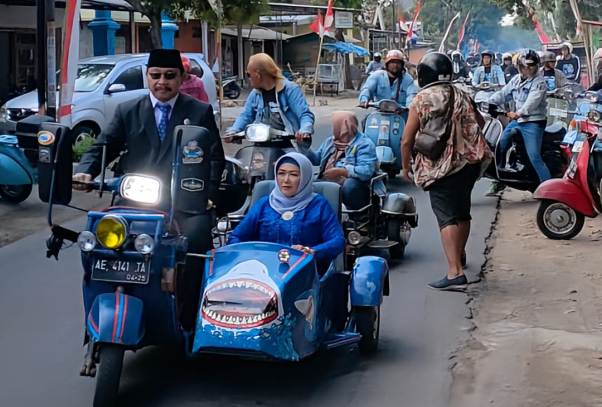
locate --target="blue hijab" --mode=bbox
[269,152,316,214]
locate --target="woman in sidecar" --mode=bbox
[194,152,388,359]
[228,152,345,272]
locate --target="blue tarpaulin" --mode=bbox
[323,42,370,57]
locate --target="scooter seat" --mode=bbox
[544,122,566,142]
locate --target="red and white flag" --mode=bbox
[324,0,334,30]
[406,1,422,45]
[58,0,81,127]
[309,11,325,37]
[457,11,470,50]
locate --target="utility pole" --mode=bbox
[36,0,47,114]
[36,0,57,119]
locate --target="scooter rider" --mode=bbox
[540,50,567,92]
[73,49,226,329]
[225,53,315,147]
[472,50,506,87]
[502,52,518,83]
[366,52,383,74]
[359,49,418,110]
[555,41,581,83]
[297,111,383,210]
[487,49,550,195]
[451,51,470,80]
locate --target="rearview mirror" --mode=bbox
[107,83,126,94]
[38,123,73,205]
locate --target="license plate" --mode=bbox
[91,258,150,284]
[549,107,568,118]
[572,140,584,153]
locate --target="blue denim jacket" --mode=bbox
[472,65,506,86]
[228,195,344,265]
[359,70,418,107]
[297,132,386,195]
[228,79,315,135]
[489,73,547,122]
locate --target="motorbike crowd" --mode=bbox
[3,42,602,405]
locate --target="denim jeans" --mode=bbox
[498,120,551,183]
[342,177,370,210]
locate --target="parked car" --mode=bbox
[0,53,219,144]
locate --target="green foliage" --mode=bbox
[490,0,602,40]
[419,0,505,48]
[170,0,269,27]
[72,136,96,163]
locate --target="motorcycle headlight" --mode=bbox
[77,231,97,252]
[119,175,161,205]
[251,151,266,171]
[96,215,128,249]
[134,233,155,254]
[348,230,362,246]
[378,100,399,113]
[245,124,271,142]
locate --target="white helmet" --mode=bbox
[502,52,512,60]
[374,52,382,58]
[561,41,573,53]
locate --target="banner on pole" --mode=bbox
[58,0,81,126]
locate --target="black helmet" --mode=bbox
[417,52,453,88]
[517,49,540,68]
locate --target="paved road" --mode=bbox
[0,115,497,407]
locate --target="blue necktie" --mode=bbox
[157,103,171,142]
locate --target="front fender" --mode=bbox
[350,256,389,307]
[0,153,34,185]
[87,292,144,346]
[534,178,596,217]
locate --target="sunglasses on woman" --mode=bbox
[148,71,178,80]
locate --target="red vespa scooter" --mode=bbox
[534,119,602,240]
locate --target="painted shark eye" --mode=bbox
[202,279,279,329]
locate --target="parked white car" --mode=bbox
[0,53,219,141]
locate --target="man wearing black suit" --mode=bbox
[74,48,225,329]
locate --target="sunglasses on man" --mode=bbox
[148,71,178,80]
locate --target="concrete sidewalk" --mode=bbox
[450,189,602,407]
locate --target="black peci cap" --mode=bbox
[147,49,185,72]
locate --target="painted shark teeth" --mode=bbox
[202,278,279,329]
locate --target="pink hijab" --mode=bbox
[332,111,358,150]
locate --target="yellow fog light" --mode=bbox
[96,215,128,249]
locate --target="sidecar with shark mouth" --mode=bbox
[193,181,389,360]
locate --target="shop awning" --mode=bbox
[323,42,369,57]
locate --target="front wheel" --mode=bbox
[354,306,380,354]
[0,184,32,203]
[536,200,585,240]
[93,344,124,407]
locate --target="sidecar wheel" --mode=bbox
[0,184,32,203]
[93,344,124,407]
[387,219,409,259]
[536,200,584,240]
[354,306,380,354]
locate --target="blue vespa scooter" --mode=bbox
[362,99,406,179]
[0,115,51,203]
[39,123,390,406]
[0,134,35,202]
[39,122,216,407]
